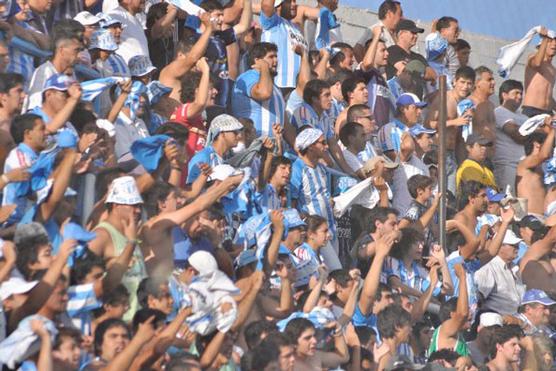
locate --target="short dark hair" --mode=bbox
[330,42,353,67]
[180,70,202,103]
[346,103,371,122]
[284,318,315,344]
[144,181,176,218]
[454,66,475,82]
[428,349,460,365]
[244,320,277,350]
[458,180,485,210]
[524,132,547,156]
[147,2,168,29]
[269,156,291,179]
[15,234,51,280]
[0,73,24,94]
[200,0,224,12]
[339,121,363,146]
[95,168,125,200]
[375,282,391,302]
[11,113,42,144]
[131,308,166,334]
[342,76,367,102]
[70,252,105,285]
[474,65,493,81]
[94,318,129,356]
[328,269,352,288]
[378,0,400,20]
[137,277,167,309]
[435,16,458,32]
[377,304,411,339]
[367,207,399,233]
[407,174,434,199]
[390,228,424,260]
[439,297,458,323]
[303,79,330,105]
[498,79,523,104]
[305,214,328,234]
[487,325,522,360]
[249,42,278,66]
[54,327,82,351]
[455,38,471,51]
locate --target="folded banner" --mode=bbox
[81,77,126,101]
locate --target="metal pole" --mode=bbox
[438,75,448,252]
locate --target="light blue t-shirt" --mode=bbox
[291,102,335,140]
[186,146,223,184]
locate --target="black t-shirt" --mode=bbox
[355,68,394,128]
[386,45,428,79]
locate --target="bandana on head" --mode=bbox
[295,128,323,151]
[206,114,243,145]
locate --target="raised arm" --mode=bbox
[264,210,284,270]
[295,45,311,94]
[186,58,211,118]
[519,122,554,169]
[39,148,78,220]
[519,224,556,273]
[257,138,275,192]
[103,317,155,371]
[30,319,53,371]
[447,219,480,260]
[107,80,131,123]
[438,264,468,339]
[45,84,81,134]
[150,4,178,40]
[250,59,274,101]
[481,206,514,262]
[231,270,264,330]
[410,263,438,321]
[360,25,382,72]
[529,27,550,69]
[314,49,330,80]
[232,0,253,36]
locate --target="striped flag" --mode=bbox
[80,77,126,102]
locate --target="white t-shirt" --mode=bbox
[342,148,364,172]
[392,155,429,215]
[108,6,150,63]
[493,106,527,166]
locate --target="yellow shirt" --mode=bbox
[456,159,497,191]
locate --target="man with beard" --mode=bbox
[232,42,285,140]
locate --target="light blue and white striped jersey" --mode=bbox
[7,21,42,86]
[327,97,345,123]
[314,6,339,50]
[291,102,334,140]
[378,118,408,154]
[290,158,336,236]
[2,143,38,224]
[357,139,380,163]
[67,283,102,336]
[232,69,285,138]
[286,89,304,121]
[259,183,281,210]
[259,12,306,89]
[106,53,131,77]
[186,146,223,184]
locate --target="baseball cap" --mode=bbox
[405,59,427,75]
[396,93,427,108]
[98,13,123,28]
[396,19,425,34]
[521,289,556,306]
[518,215,544,231]
[362,155,400,174]
[465,133,493,146]
[502,230,522,245]
[283,208,307,230]
[128,55,156,77]
[479,312,503,327]
[73,11,101,26]
[486,187,504,203]
[105,176,143,205]
[274,0,284,7]
[42,74,75,93]
[408,124,436,137]
[0,277,38,301]
[234,249,258,270]
[188,251,218,275]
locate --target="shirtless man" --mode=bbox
[426,66,475,194]
[522,27,556,117]
[515,121,554,216]
[469,66,496,160]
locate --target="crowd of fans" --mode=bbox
[0,0,554,369]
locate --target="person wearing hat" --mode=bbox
[474,229,526,315]
[409,124,436,159]
[107,0,150,64]
[97,13,130,77]
[90,29,119,75]
[291,128,341,270]
[455,133,497,191]
[25,32,81,111]
[186,114,243,184]
[88,176,147,320]
[515,289,556,337]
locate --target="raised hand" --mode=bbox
[135,316,156,343]
[270,209,284,228]
[453,263,466,279]
[122,213,138,243]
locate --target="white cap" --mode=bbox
[73,11,101,26]
[502,229,523,246]
[188,251,217,276]
[274,0,284,6]
[0,277,38,301]
[208,164,243,182]
[105,176,143,205]
[479,312,503,327]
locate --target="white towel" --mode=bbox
[518,114,550,136]
[332,177,393,217]
[496,25,556,78]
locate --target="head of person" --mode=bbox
[498,79,523,110]
[439,297,472,331]
[371,283,394,314]
[412,319,434,349]
[488,325,522,364]
[89,28,118,60]
[282,209,306,248]
[365,36,389,68]
[328,269,354,303]
[137,277,173,315]
[326,69,352,102]
[303,79,332,112]
[256,332,295,371]
[244,320,277,350]
[179,250,218,284]
[42,74,75,112]
[395,93,427,125]
[208,114,244,150]
[390,228,425,262]
[409,125,436,153]
[94,318,131,360]
[377,304,412,343]
[541,34,556,58]
[132,308,167,335]
[200,0,225,30]
[145,181,179,218]
[28,0,53,14]
[166,353,202,371]
[452,66,475,99]
[428,349,460,368]
[104,176,143,222]
[330,42,355,71]
[339,121,366,153]
[533,335,554,371]
[269,156,292,188]
[0,40,9,72]
[498,230,522,263]
[435,16,459,44]
[0,275,38,312]
[517,215,544,245]
[378,0,402,28]
[99,284,130,319]
[10,113,46,150]
[524,131,548,156]
[455,38,471,67]
[53,327,82,369]
[342,76,368,105]
[296,127,327,159]
[275,0,297,20]
[14,223,52,280]
[346,104,376,134]
[458,180,488,213]
[407,174,434,201]
[119,0,145,15]
[465,133,491,162]
[474,65,495,96]
[518,289,556,327]
[396,19,424,49]
[304,214,330,248]
[284,318,317,358]
[99,14,124,44]
[74,11,100,43]
[0,73,24,114]
[250,42,279,76]
[367,206,399,237]
[70,253,106,286]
